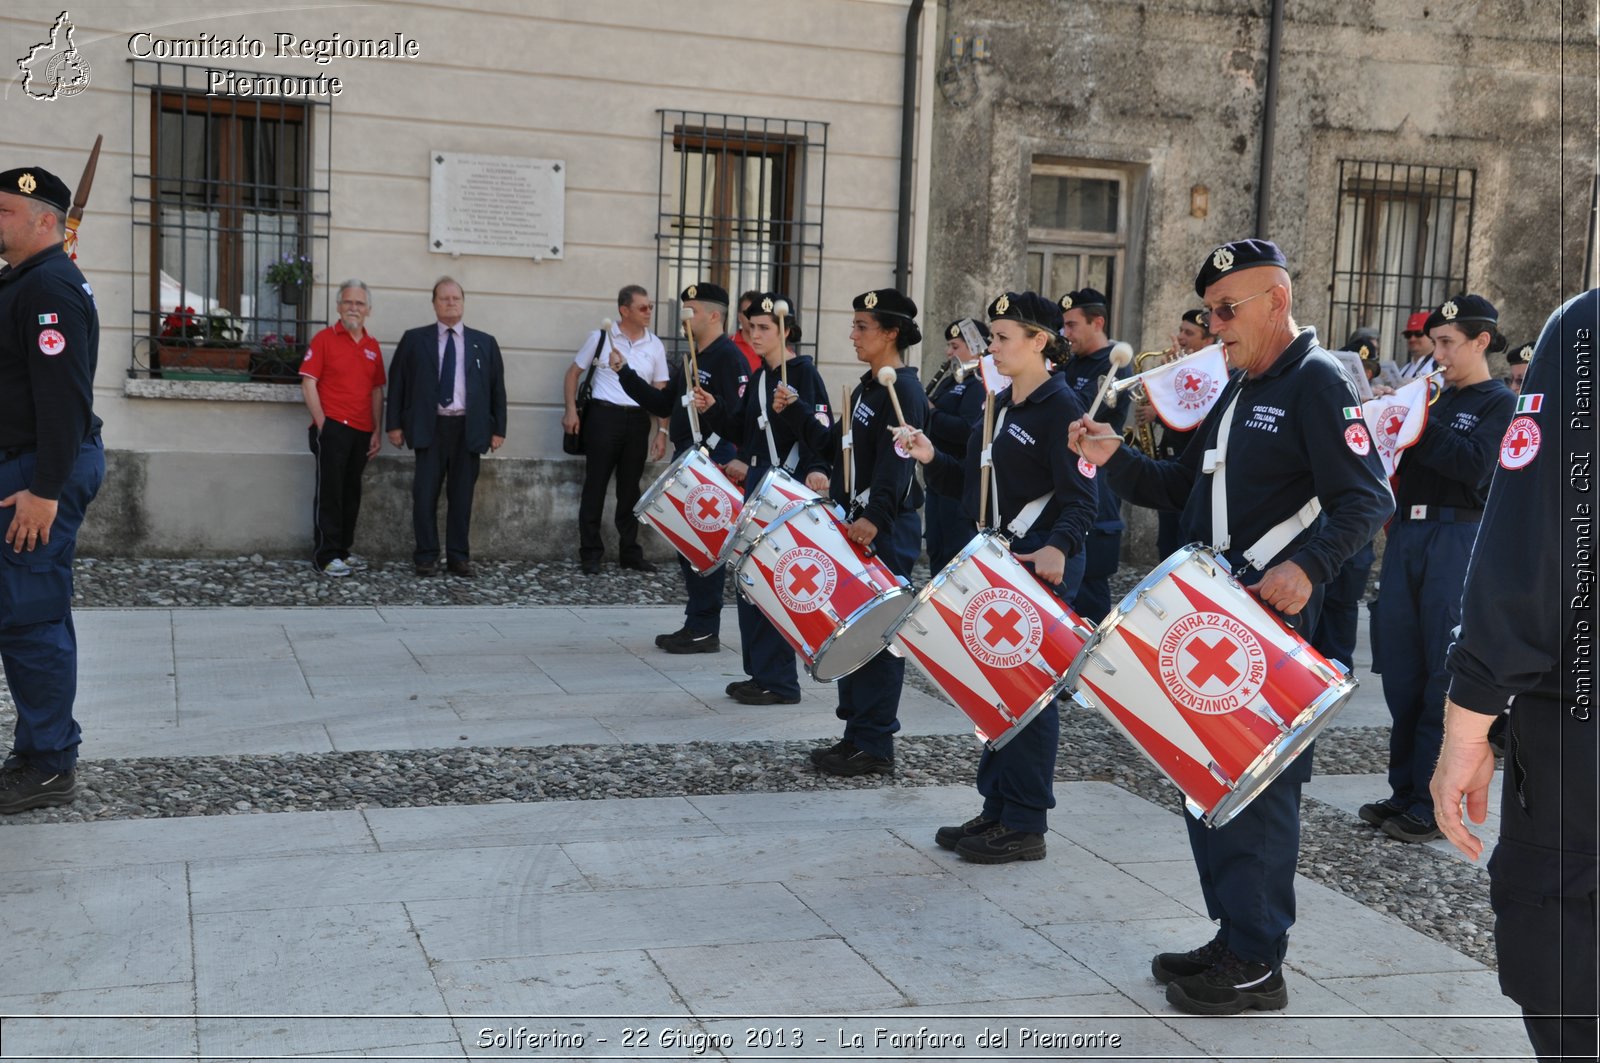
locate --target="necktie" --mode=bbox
[439,327,457,404]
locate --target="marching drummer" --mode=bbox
[923,318,990,575]
[1361,294,1515,844]
[1069,239,1392,1016]
[771,288,928,777]
[899,291,1097,863]
[613,282,747,656]
[694,293,831,706]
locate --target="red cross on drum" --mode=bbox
[1063,544,1358,828]
[728,481,912,683]
[633,448,745,574]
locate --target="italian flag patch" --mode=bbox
[1516,394,1543,414]
[1342,406,1363,420]
[37,313,57,325]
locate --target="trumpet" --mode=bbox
[1125,346,1180,456]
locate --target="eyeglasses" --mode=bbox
[1201,287,1275,328]
[1402,331,1424,338]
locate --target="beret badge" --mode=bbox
[1059,294,1074,310]
[948,322,960,339]
[18,173,37,195]
[686,285,697,299]
[1441,300,1459,321]
[760,296,774,313]
[1211,246,1234,272]
[864,291,879,309]
[995,294,1010,314]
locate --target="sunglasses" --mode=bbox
[1201,287,1275,328]
[1403,331,1424,338]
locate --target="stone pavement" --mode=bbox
[0,605,1529,1061]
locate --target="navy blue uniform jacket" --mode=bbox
[779,365,928,536]
[1392,380,1514,512]
[617,332,744,463]
[0,245,101,500]
[703,355,830,479]
[1102,329,1393,585]
[1062,343,1134,532]
[385,324,508,454]
[923,371,1096,557]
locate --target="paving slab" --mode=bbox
[362,795,717,851]
[0,983,197,1060]
[1320,969,1526,1059]
[1307,769,1505,866]
[651,938,909,1014]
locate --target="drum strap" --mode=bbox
[1205,387,1322,570]
[984,407,1051,537]
[755,370,781,468]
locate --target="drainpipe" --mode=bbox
[1255,0,1285,238]
[895,0,925,289]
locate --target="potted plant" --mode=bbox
[156,307,252,381]
[251,332,303,383]
[265,253,314,305]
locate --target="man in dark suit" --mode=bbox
[385,277,507,577]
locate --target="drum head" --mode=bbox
[810,588,914,682]
[1204,675,1357,827]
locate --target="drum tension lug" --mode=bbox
[1206,760,1234,788]
[1138,591,1168,620]
[994,702,1018,725]
[1087,651,1116,676]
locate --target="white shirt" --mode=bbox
[1398,354,1436,380]
[573,327,668,405]
[436,321,467,416]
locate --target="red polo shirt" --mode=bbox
[300,321,385,431]
[733,331,760,372]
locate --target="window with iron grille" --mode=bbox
[1329,160,1474,359]
[656,111,827,359]
[131,60,331,383]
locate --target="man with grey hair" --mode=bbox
[300,278,385,577]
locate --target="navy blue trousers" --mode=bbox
[0,438,104,773]
[411,416,481,566]
[679,555,726,637]
[923,490,967,577]
[974,545,1087,834]
[1375,520,1476,818]
[1156,509,1184,561]
[1073,528,1121,624]
[1182,587,1322,969]
[837,510,921,759]
[1310,539,1375,674]
[735,473,800,697]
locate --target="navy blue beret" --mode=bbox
[1425,293,1498,335]
[680,282,729,306]
[987,291,1063,333]
[853,288,917,321]
[1058,288,1108,313]
[1193,239,1288,297]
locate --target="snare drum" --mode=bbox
[731,497,913,682]
[889,530,1095,750]
[1066,544,1355,827]
[633,448,744,573]
[718,467,820,568]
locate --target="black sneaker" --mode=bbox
[656,626,689,648]
[1152,930,1227,984]
[730,685,801,706]
[955,824,1045,863]
[1165,950,1288,1015]
[0,763,78,814]
[661,630,720,655]
[726,679,761,697]
[808,738,854,767]
[815,746,894,777]
[935,815,999,851]
[1357,797,1407,827]
[1381,810,1443,843]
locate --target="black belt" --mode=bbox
[1401,504,1483,524]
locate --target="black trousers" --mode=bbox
[578,402,650,563]
[309,420,370,567]
[413,415,480,565]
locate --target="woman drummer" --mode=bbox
[771,288,928,777]
[900,291,1097,864]
[695,293,832,706]
[923,318,991,575]
[1361,293,1515,843]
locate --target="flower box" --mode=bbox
[158,344,252,382]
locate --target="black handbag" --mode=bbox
[563,331,607,455]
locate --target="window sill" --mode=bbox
[123,378,304,403]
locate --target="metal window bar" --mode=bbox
[655,110,828,364]
[1328,159,1475,358]
[129,59,332,382]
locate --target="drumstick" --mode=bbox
[841,384,854,499]
[977,384,995,530]
[876,365,907,426]
[774,299,791,388]
[681,305,700,385]
[1085,344,1133,421]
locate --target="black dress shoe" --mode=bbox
[580,559,601,575]
[415,562,439,577]
[447,560,476,578]
[619,557,657,573]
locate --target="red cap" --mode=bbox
[1404,311,1430,334]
